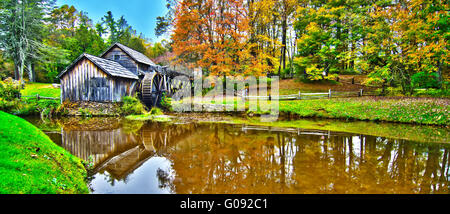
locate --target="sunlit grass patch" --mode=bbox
[21,83,60,98]
[125,108,172,122]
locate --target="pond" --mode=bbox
[26,116,449,194]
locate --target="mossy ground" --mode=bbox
[0,111,89,194]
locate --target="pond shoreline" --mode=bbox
[27,111,449,144]
[24,115,450,194]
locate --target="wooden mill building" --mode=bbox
[59,43,161,104]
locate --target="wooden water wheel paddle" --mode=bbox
[141,72,165,107]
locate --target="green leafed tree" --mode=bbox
[0,0,56,83]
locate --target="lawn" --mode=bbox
[276,97,450,126]
[21,83,61,98]
[277,77,376,95]
[0,111,88,194]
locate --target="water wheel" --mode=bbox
[141,72,164,107]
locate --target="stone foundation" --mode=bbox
[62,101,121,116]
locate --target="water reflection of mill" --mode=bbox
[59,121,343,181]
[60,121,196,180]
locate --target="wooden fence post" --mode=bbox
[298,91,301,100]
[36,94,40,101]
[360,89,364,97]
[328,89,331,99]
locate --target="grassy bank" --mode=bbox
[272,97,450,126]
[189,96,449,126]
[0,82,62,117]
[125,107,172,122]
[0,111,89,194]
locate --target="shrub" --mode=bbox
[411,72,440,89]
[149,107,163,115]
[0,78,20,101]
[37,99,60,118]
[414,88,450,98]
[375,87,405,97]
[120,96,146,115]
[0,99,20,113]
[160,92,172,111]
[78,108,93,118]
[12,98,61,117]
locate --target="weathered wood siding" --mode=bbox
[103,47,150,75]
[60,58,137,102]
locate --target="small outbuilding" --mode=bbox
[58,53,139,102]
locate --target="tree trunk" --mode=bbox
[350,30,356,71]
[19,62,24,84]
[437,60,443,88]
[280,8,287,75]
[27,61,35,82]
[14,65,19,81]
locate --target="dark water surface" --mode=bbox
[26,117,449,194]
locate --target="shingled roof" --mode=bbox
[101,43,156,66]
[58,53,139,80]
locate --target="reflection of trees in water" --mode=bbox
[157,168,175,191]
[169,124,450,194]
[57,119,449,194]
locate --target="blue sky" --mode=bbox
[56,0,168,42]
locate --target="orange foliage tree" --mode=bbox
[171,0,273,76]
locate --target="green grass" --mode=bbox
[126,114,172,122]
[125,114,172,122]
[181,95,449,126]
[0,111,89,194]
[21,83,60,98]
[125,107,171,122]
[273,97,449,126]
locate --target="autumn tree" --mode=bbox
[364,0,449,94]
[294,1,343,80]
[171,0,253,76]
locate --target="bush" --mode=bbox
[0,79,61,117]
[411,72,440,89]
[149,107,163,115]
[78,108,93,118]
[120,96,146,115]
[13,98,60,117]
[0,79,20,101]
[414,88,450,98]
[375,87,405,97]
[160,92,172,111]
[0,99,20,113]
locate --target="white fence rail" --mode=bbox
[21,94,60,100]
[238,89,366,101]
